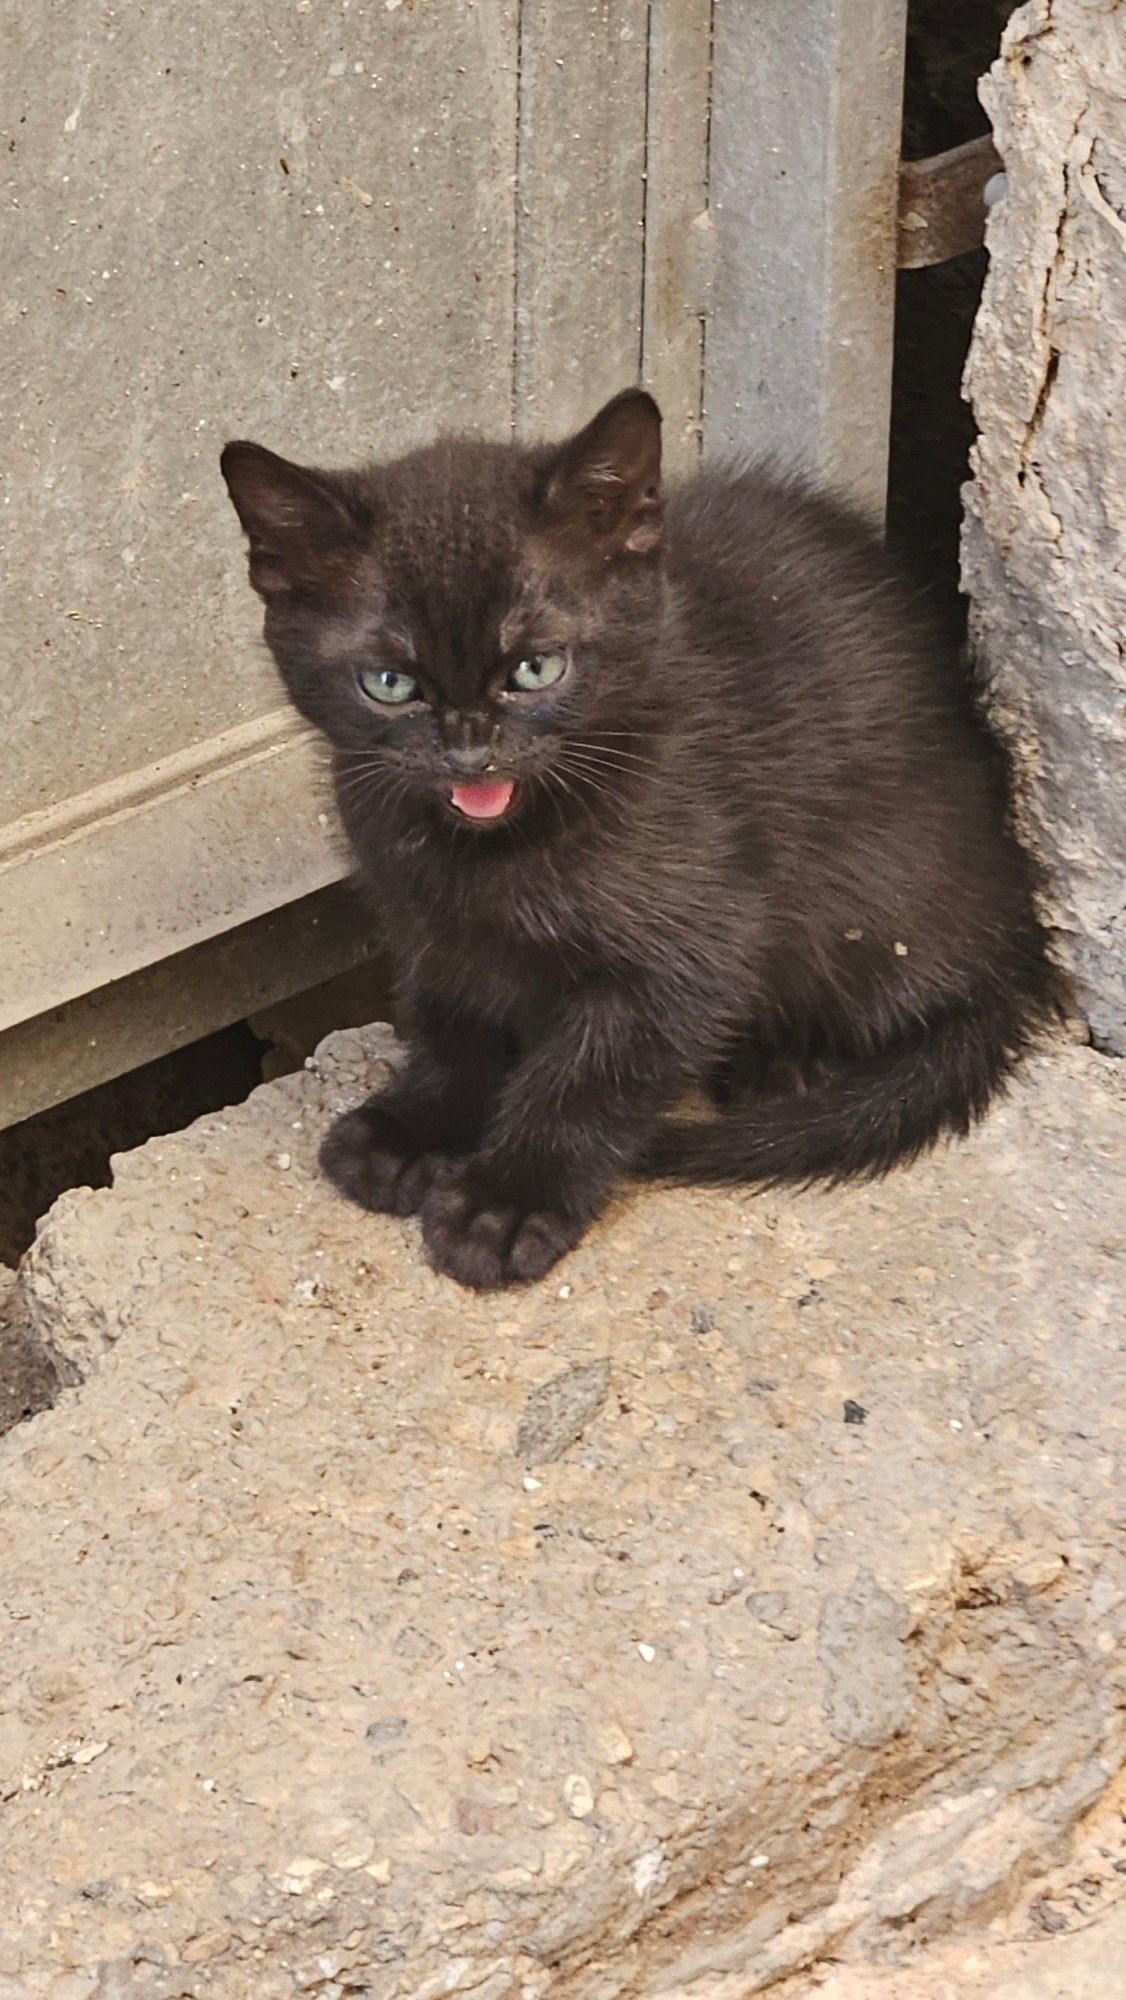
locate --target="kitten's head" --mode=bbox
[220,390,664,832]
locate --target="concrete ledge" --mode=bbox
[1,1030,1123,1996]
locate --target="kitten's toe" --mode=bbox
[420,1177,579,1290]
[506,1212,576,1283]
[319,1106,446,1216]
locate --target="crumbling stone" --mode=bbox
[0,1026,1122,1994]
[964,0,1126,1052]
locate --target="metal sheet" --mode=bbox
[0,712,343,1033]
[705,0,908,521]
[1,0,518,823]
[642,0,714,477]
[514,0,649,439]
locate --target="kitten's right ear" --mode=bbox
[537,389,663,562]
[220,442,364,597]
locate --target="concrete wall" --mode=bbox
[963,0,1126,1053]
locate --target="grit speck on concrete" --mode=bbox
[0,1025,1123,1997]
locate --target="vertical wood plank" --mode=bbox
[705,0,908,521]
[515,0,649,441]
[642,0,714,477]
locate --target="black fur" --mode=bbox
[221,391,1057,1290]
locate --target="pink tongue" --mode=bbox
[450,779,515,821]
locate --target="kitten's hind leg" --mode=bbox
[320,1006,510,1218]
[708,1024,838,1106]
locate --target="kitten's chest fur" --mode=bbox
[378,795,750,1029]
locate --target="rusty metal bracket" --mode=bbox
[898,134,1003,268]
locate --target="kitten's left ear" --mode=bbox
[538,389,662,560]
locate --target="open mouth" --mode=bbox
[448,778,516,822]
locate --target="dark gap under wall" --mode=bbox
[0,1024,268,1269]
[0,957,394,1269]
[888,0,1016,630]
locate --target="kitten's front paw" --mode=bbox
[420,1170,582,1290]
[319,1102,448,1217]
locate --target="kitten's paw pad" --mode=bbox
[420,1178,579,1291]
[319,1106,447,1217]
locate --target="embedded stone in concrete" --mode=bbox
[1,1026,1123,1997]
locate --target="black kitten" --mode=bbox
[221,390,1055,1290]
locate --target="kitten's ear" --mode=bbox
[538,389,663,560]
[220,442,364,597]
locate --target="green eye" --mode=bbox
[359,665,418,706]
[509,649,567,693]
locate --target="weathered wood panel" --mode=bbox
[514,0,649,439]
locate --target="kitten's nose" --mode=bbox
[447,743,497,776]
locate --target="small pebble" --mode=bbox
[332,1837,375,1870]
[632,1848,665,1895]
[598,1722,635,1766]
[275,1152,292,1171]
[282,1855,325,1894]
[563,1773,595,1818]
[181,1928,233,1965]
[516,1359,610,1466]
[71,1741,108,1766]
[843,1400,867,1425]
[637,1642,656,1663]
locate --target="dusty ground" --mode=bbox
[0,1026,1122,1996]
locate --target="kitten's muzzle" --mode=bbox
[446,743,499,777]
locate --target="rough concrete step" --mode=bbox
[804,1896,1126,1999]
[0,1029,1122,1998]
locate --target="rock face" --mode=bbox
[0,1266,58,1435]
[1,1026,1124,1997]
[963,0,1126,1054]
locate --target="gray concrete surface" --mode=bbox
[964,0,1126,1054]
[1,0,518,825]
[1,1026,1123,1996]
